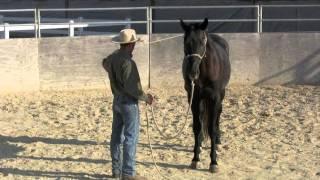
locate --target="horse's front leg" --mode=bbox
[208,91,222,173]
[188,87,202,169]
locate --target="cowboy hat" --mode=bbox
[112,28,141,44]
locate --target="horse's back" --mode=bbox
[209,34,229,55]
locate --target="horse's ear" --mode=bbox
[200,18,208,30]
[180,19,189,31]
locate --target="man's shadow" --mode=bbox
[0,134,195,178]
[0,134,111,164]
[0,167,112,180]
[0,135,112,179]
[0,141,24,159]
[0,135,99,146]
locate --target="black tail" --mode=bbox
[200,99,209,141]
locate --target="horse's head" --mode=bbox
[180,18,208,81]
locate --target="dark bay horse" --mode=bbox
[180,18,231,172]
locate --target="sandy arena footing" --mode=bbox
[0,85,319,180]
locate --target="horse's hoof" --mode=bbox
[190,161,198,169]
[209,165,218,173]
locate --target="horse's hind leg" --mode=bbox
[216,89,225,144]
[215,105,222,145]
[190,88,202,169]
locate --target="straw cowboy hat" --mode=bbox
[112,28,142,44]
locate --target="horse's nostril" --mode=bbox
[189,73,199,81]
[189,74,195,80]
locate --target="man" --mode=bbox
[103,29,153,180]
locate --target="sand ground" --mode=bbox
[0,85,319,180]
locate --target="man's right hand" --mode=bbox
[146,94,153,105]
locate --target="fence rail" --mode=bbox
[151,5,259,9]
[39,7,148,11]
[0,5,320,39]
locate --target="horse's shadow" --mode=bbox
[139,141,192,153]
[137,161,210,172]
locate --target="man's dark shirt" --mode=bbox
[103,49,148,102]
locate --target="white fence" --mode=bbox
[1,5,320,39]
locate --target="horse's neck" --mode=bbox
[201,40,222,82]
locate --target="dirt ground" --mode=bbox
[0,85,319,180]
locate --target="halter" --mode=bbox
[185,33,207,60]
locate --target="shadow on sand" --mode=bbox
[0,134,195,178]
[255,48,320,85]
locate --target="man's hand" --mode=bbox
[146,93,154,105]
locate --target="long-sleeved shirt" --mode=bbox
[102,48,148,102]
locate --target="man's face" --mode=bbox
[129,43,136,53]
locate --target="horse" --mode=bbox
[180,18,231,173]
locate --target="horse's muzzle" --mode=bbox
[189,65,200,80]
[189,73,199,81]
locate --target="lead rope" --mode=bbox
[147,81,195,140]
[145,81,195,179]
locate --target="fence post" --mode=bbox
[259,5,263,33]
[78,17,83,35]
[149,7,153,34]
[146,7,150,36]
[4,23,9,39]
[147,7,151,88]
[0,15,3,39]
[69,20,74,37]
[37,9,41,38]
[256,5,259,33]
[34,8,38,38]
[125,17,131,29]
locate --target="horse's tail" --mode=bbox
[200,99,210,141]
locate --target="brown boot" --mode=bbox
[112,173,120,178]
[121,175,147,180]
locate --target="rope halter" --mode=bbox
[185,33,208,60]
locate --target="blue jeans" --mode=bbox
[110,95,140,176]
